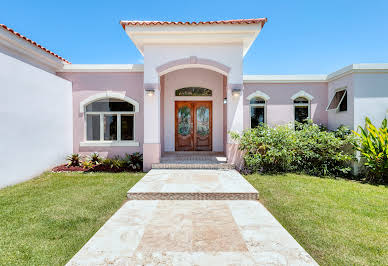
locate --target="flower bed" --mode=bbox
[52,152,143,173]
[52,164,86,172]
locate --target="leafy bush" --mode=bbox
[66,153,81,167]
[102,156,125,170]
[89,152,101,165]
[123,152,143,171]
[353,117,388,183]
[81,160,93,169]
[232,121,355,176]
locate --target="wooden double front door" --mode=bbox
[175,101,212,151]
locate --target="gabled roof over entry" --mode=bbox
[120,18,267,56]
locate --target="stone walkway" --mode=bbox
[67,169,318,265]
[127,169,258,200]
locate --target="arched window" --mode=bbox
[85,98,136,142]
[175,87,212,96]
[250,97,266,128]
[293,97,310,123]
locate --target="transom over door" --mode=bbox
[175,101,212,151]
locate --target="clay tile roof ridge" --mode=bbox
[0,24,70,64]
[120,18,268,29]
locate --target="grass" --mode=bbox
[245,173,388,266]
[0,171,144,266]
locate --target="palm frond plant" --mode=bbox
[353,117,388,183]
[66,153,81,167]
[89,152,101,165]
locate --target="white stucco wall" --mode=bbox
[0,52,73,189]
[143,44,244,146]
[143,44,243,84]
[353,73,388,129]
[327,74,355,130]
[163,68,224,152]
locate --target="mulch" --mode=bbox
[52,164,141,173]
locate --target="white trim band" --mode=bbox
[291,90,314,101]
[246,90,270,101]
[60,64,144,72]
[79,91,140,113]
[80,141,140,147]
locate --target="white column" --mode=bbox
[144,86,160,144]
[227,83,244,143]
[143,83,161,171]
[226,83,245,168]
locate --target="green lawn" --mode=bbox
[0,172,144,266]
[1,172,386,265]
[245,173,388,266]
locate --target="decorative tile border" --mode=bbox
[152,163,234,169]
[127,192,258,201]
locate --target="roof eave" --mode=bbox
[120,19,267,56]
[0,26,68,72]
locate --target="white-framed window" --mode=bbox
[250,97,266,128]
[293,97,310,123]
[84,98,137,145]
[327,88,347,112]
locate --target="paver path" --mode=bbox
[67,169,318,265]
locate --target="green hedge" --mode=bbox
[231,121,355,176]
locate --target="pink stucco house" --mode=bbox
[1,19,388,187]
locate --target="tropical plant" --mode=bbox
[89,152,101,165]
[81,160,93,169]
[123,152,143,171]
[102,157,125,169]
[66,153,81,167]
[232,121,355,176]
[353,117,388,183]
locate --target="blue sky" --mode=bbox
[2,0,388,74]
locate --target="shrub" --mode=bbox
[123,152,143,171]
[66,153,81,167]
[81,160,93,169]
[89,152,101,165]
[293,122,355,176]
[102,156,125,170]
[232,121,355,176]
[353,117,388,183]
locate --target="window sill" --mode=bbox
[80,141,140,147]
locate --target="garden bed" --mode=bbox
[52,164,141,173]
[53,152,143,173]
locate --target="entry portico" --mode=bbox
[121,19,267,170]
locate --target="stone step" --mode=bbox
[127,192,258,200]
[152,163,234,169]
[127,169,258,201]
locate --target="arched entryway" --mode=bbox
[160,67,227,153]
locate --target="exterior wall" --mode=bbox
[162,68,224,152]
[327,74,355,130]
[0,52,72,188]
[353,73,388,129]
[143,44,243,84]
[0,45,57,74]
[57,72,144,158]
[243,82,328,128]
[142,43,244,168]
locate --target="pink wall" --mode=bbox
[57,72,144,158]
[327,74,354,130]
[243,82,328,128]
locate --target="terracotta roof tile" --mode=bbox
[0,24,70,64]
[120,18,267,29]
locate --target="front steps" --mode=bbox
[152,151,234,170]
[127,169,258,201]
